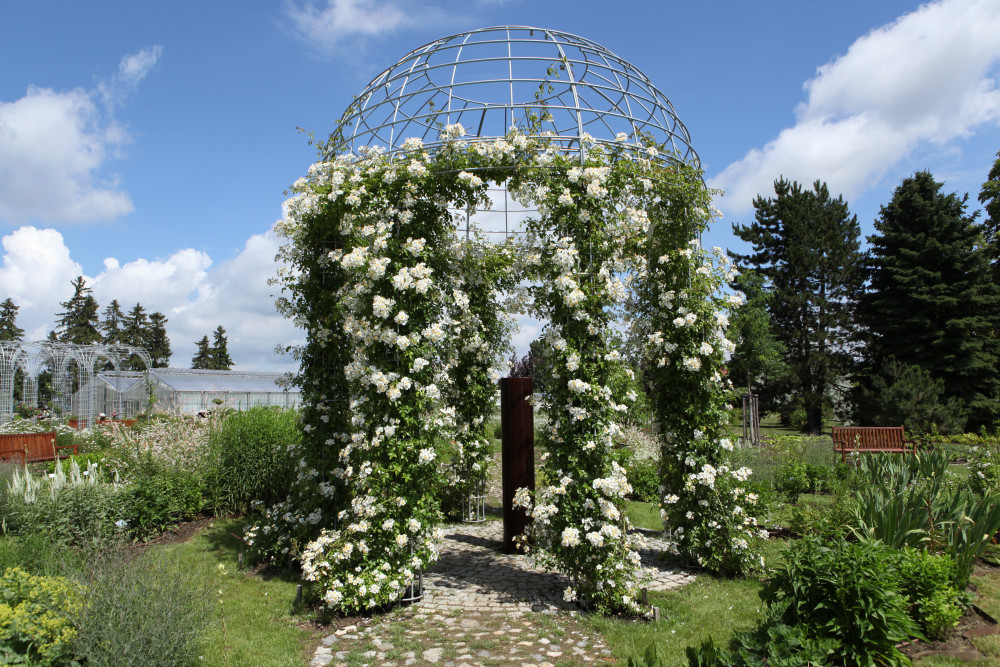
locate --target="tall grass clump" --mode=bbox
[70,548,211,666]
[207,406,300,514]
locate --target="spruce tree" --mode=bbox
[55,276,102,344]
[209,325,233,370]
[980,149,1000,276]
[147,312,172,367]
[860,170,1000,431]
[731,178,863,433]
[100,299,126,344]
[122,303,150,370]
[0,298,24,341]
[191,336,212,369]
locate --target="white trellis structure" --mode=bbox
[0,340,152,428]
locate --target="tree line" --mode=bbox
[0,276,234,370]
[728,150,1000,435]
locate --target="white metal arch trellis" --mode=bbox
[0,341,153,428]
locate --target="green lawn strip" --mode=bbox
[590,575,764,665]
[151,518,316,667]
[628,500,662,532]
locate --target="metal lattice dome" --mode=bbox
[334,26,698,166]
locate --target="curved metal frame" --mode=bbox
[0,341,152,428]
[333,25,699,166]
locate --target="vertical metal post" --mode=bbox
[501,376,534,554]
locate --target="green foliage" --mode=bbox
[732,178,864,434]
[848,449,1000,591]
[146,312,172,367]
[209,325,234,370]
[207,406,300,514]
[191,335,212,369]
[759,536,920,666]
[2,461,128,547]
[860,170,1000,431]
[856,357,967,434]
[774,458,810,504]
[978,149,1000,273]
[968,438,1000,497]
[0,566,83,665]
[896,548,962,640]
[0,298,24,342]
[0,534,80,578]
[54,276,102,344]
[123,461,203,540]
[70,548,210,667]
[624,457,659,503]
[726,270,788,407]
[629,641,667,667]
[686,537,922,666]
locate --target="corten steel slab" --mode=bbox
[501,376,534,554]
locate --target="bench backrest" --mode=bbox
[831,426,906,449]
[0,432,59,463]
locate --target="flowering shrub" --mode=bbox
[260,122,755,614]
[968,440,1000,497]
[634,222,768,576]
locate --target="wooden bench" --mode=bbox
[831,426,915,463]
[0,432,78,465]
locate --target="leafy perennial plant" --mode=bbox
[254,122,762,614]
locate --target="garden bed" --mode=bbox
[898,605,999,662]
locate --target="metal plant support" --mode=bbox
[0,341,152,428]
[337,26,697,166]
[461,477,487,523]
[333,25,701,528]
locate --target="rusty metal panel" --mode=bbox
[501,376,534,554]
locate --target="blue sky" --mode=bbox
[2,0,999,370]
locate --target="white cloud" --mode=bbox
[0,227,82,339]
[0,226,302,371]
[711,0,1000,213]
[0,47,161,224]
[285,0,411,49]
[284,0,459,52]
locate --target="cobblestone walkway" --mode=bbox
[311,521,696,666]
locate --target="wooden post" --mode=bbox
[501,377,534,554]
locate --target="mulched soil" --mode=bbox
[898,605,998,661]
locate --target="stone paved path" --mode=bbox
[311,521,696,666]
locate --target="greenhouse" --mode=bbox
[94,368,300,415]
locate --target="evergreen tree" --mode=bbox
[731,178,863,433]
[191,336,212,369]
[859,170,1000,431]
[980,149,1000,276]
[147,312,172,367]
[121,303,150,370]
[0,298,24,341]
[209,325,233,370]
[55,276,102,344]
[100,299,126,344]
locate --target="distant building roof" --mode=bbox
[96,372,145,393]
[151,368,297,393]
[103,368,298,394]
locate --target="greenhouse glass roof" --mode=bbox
[102,368,297,394]
[150,368,296,393]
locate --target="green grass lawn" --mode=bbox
[153,519,317,666]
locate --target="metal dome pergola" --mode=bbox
[333,25,699,166]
